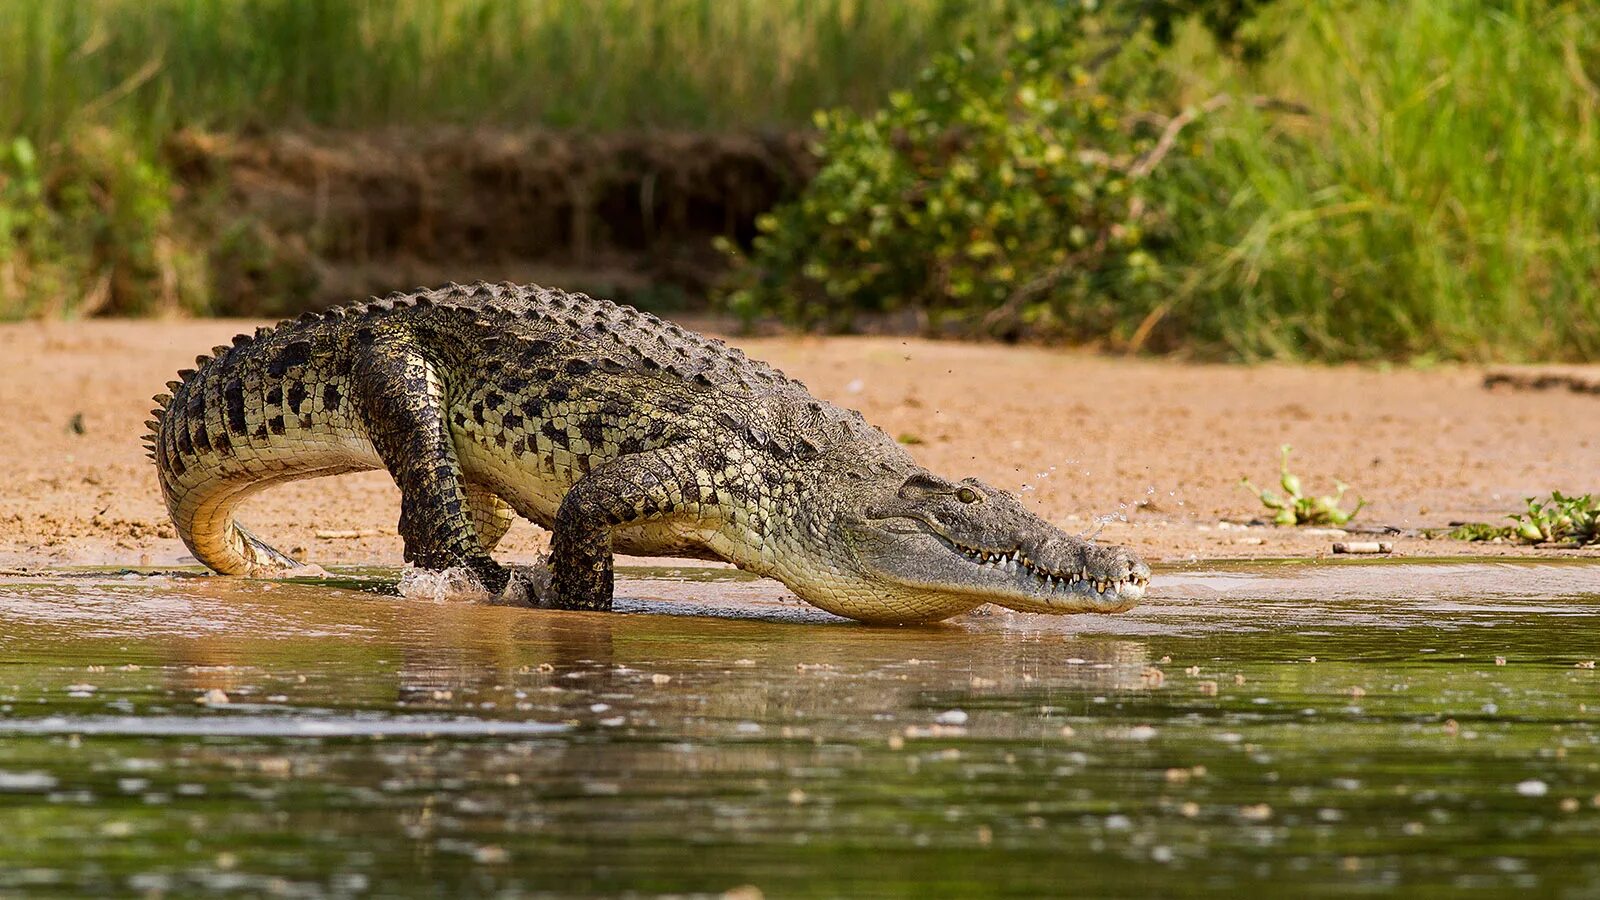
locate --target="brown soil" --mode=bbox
[2,319,1597,571]
[167,128,813,314]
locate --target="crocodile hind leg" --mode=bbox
[464,482,515,553]
[550,449,687,610]
[353,336,509,592]
[467,483,552,605]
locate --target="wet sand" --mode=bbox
[1,319,1596,571]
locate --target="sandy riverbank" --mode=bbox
[1,319,1595,571]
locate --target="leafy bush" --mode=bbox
[724,0,1600,362]
[0,129,205,318]
[720,8,1198,342]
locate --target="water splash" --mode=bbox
[396,566,491,603]
[396,561,555,606]
[1082,503,1131,541]
[501,561,554,607]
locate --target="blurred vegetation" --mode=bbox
[3,0,1600,364]
[727,0,1600,361]
[0,0,1005,319]
[0,129,207,317]
[0,0,1006,139]
[720,9,1185,338]
[1157,0,1600,361]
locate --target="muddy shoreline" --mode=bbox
[1,319,1596,573]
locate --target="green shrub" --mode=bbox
[723,0,1600,362]
[722,8,1196,341]
[0,129,206,318]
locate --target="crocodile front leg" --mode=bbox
[353,334,509,592]
[549,448,689,610]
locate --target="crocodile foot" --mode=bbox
[489,558,556,609]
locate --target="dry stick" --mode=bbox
[1565,39,1600,142]
[1128,94,1234,179]
[71,54,165,129]
[1123,94,1312,354]
[1565,39,1600,106]
[980,92,1219,336]
[1333,541,1393,555]
[981,238,1105,334]
[1128,94,1312,180]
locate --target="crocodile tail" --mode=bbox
[149,325,380,576]
[149,341,292,575]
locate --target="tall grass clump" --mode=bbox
[728,0,1600,362]
[1156,0,1600,360]
[0,0,1009,141]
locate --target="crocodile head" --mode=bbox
[798,469,1150,624]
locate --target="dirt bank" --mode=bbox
[1,319,1596,571]
[167,128,813,314]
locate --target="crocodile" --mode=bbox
[147,282,1149,624]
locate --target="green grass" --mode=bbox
[0,0,1006,143]
[1153,0,1600,360]
[721,0,1600,361]
[0,0,1006,319]
[4,0,1600,364]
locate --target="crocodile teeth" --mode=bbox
[951,539,1140,595]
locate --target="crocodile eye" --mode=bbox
[956,487,980,504]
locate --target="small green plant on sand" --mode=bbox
[1241,445,1365,526]
[1504,493,1599,545]
[1449,493,1599,545]
[1444,521,1511,542]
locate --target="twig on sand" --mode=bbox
[314,529,380,540]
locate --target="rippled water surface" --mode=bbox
[3,559,1600,897]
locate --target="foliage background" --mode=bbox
[2,0,1597,362]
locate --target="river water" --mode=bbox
[1,559,1598,897]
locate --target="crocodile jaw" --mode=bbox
[853,530,1151,616]
[931,534,1150,613]
[827,471,1152,620]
